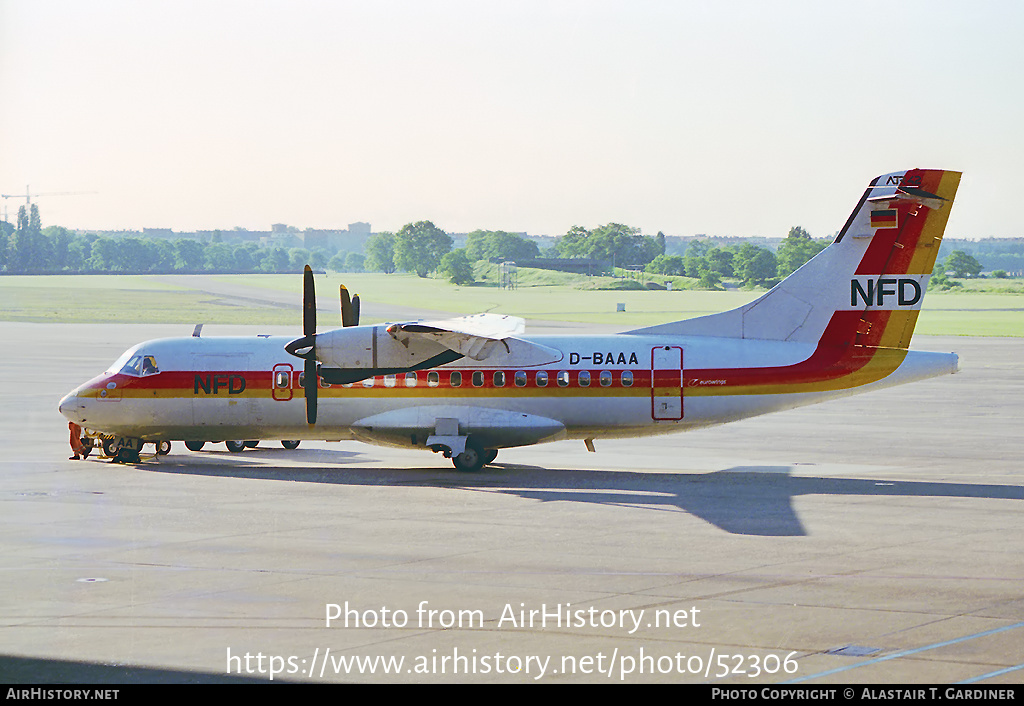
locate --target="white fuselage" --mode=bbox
[57,329,958,451]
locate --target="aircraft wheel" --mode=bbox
[281,440,300,450]
[184,440,206,452]
[225,440,246,453]
[452,440,486,472]
[244,440,259,448]
[482,448,498,465]
[156,440,172,455]
[102,438,119,457]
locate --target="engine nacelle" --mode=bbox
[314,325,450,371]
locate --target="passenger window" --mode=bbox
[557,371,570,387]
[493,371,506,387]
[405,372,418,387]
[362,377,375,388]
[450,371,462,387]
[514,371,527,387]
[536,371,548,387]
[578,371,591,387]
[427,371,440,387]
[621,370,634,387]
[472,371,484,387]
[599,370,613,387]
[298,372,306,388]
[275,371,290,389]
[384,374,396,388]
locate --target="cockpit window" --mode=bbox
[141,356,159,375]
[106,348,137,374]
[116,354,160,377]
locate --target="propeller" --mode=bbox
[286,269,365,422]
[284,265,318,424]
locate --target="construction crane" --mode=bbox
[0,185,96,222]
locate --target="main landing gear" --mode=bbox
[436,438,499,472]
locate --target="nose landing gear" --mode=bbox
[100,437,143,464]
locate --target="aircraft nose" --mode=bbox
[58,389,87,424]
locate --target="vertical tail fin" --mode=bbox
[630,168,961,350]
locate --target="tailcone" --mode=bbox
[888,349,960,387]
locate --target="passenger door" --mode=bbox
[651,346,683,421]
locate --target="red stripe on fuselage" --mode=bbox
[96,311,896,400]
[683,311,890,390]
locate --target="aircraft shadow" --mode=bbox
[0,653,270,684]
[138,453,1024,537]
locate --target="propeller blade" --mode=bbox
[339,285,355,327]
[302,265,317,424]
[351,294,360,326]
[304,355,317,425]
[303,265,316,337]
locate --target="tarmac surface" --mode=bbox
[1,321,1022,684]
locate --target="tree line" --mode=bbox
[0,205,832,289]
[363,222,669,286]
[11,205,974,291]
[0,205,366,275]
[645,227,827,289]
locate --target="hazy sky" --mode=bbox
[2,0,1022,239]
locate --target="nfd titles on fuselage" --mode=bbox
[194,374,247,395]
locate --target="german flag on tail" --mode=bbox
[870,208,898,229]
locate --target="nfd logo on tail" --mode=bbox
[58,168,961,470]
[850,277,923,308]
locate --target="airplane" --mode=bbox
[59,168,961,470]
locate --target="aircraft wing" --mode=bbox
[350,405,567,451]
[386,313,526,361]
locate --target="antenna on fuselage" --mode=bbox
[192,324,203,338]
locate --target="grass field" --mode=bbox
[0,272,1022,336]
[0,275,293,326]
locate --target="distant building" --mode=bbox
[142,228,175,239]
[300,224,374,253]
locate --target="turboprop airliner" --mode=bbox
[59,168,961,469]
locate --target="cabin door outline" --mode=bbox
[651,346,683,421]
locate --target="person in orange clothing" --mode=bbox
[68,422,85,460]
